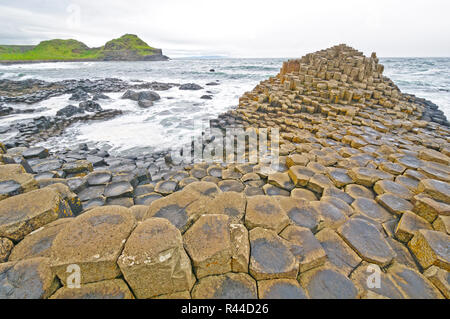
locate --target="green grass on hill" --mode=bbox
[103,34,157,56]
[0,34,158,61]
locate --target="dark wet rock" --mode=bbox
[104,181,133,198]
[86,155,106,167]
[78,186,105,202]
[87,171,112,186]
[315,228,362,276]
[201,95,213,100]
[0,257,59,299]
[138,90,160,101]
[179,83,203,90]
[134,193,163,205]
[82,197,106,210]
[106,197,134,207]
[79,100,102,112]
[376,193,414,215]
[92,93,111,101]
[56,105,85,117]
[69,89,90,101]
[134,184,155,196]
[154,180,177,195]
[0,105,13,116]
[0,180,22,199]
[121,90,139,100]
[138,100,153,108]
[121,90,160,102]
[22,147,49,159]
[2,155,34,174]
[111,172,138,187]
[67,177,87,193]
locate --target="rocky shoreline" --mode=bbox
[0,55,170,65]
[0,44,449,299]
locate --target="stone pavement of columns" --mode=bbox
[0,44,449,299]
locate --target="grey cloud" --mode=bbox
[0,0,449,57]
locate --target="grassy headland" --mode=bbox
[0,34,167,62]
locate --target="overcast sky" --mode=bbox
[0,0,449,58]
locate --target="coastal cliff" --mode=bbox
[0,34,169,63]
[0,44,449,299]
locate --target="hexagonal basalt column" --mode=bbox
[118,217,195,298]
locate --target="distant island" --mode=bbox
[0,34,169,63]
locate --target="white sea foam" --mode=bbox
[1,57,448,155]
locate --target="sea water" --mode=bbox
[0,57,448,155]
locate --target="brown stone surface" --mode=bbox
[118,217,194,298]
[374,180,414,200]
[413,193,450,223]
[230,223,250,273]
[49,279,134,299]
[280,225,326,272]
[183,214,232,278]
[395,211,432,243]
[299,266,359,299]
[0,237,13,262]
[408,229,450,271]
[315,228,362,276]
[388,264,444,298]
[338,218,396,267]
[245,195,289,232]
[418,179,450,204]
[433,215,450,234]
[351,197,393,223]
[0,188,69,241]
[9,218,73,261]
[191,273,257,299]
[207,191,246,223]
[144,182,221,233]
[291,188,317,201]
[376,193,413,215]
[258,279,307,299]
[350,262,404,299]
[0,164,38,196]
[249,227,298,280]
[50,206,136,285]
[424,266,450,298]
